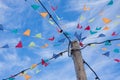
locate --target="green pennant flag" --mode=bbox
[12,29,18,34]
[90,30,97,35]
[96,27,102,30]
[105,41,111,46]
[29,42,36,47]
[31,4,40,10]
[113,48,119,53]
[35,33,42,38]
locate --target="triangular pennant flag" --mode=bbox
[80,15,85,21]
[31,4,40,10]
[102,18,111,24]
[57,28,63,33]
[79,42,83,47]
[53,54,59,59]
[89,44,96,47]
[8,77,15,80]
[0,24,4,31]
[29,42,36,47]
[35,33,42,38]
[24,74,31,80]
[41,59,48,67]
[102,48,107,51]
[40,12,48,18]
[16,41,22,48]
[56,15,61,20]
[53,43,61,46]
[30,64,37,69]
[36,69,41,74]
[85,26,90,30]
[41,44,48,48]
[83,5,90,11]
[102,51,110,57]
[98,33,106,37]
[77,23,82,29]
[104,41,111,46]
[112,32,117,36]
[113,48,119,53]
[12,29,18,34]
[114,59,120,62]
[88,18,95,23]
[23,29,31,36]
[51,6,58,11]
[107,0,113,5]
[96,27,102,30]
[48,19,55,25]
[74,32,81,41]
[2,44,9,48]
[90,30,97,35]
[103,26,110,30]
[81,37,86,41]
[48,36,55,41]
[58,38,66,43]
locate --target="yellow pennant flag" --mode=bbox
[23,29,31,36]
[40,12,48,18]
[35,33,42,38]
[29,42,36,47]
[41,43,48,48]
[24,74,31,80]
[83,5,90,11]
[103,26,110,30]
[30,64,37,69]
[102,18,111,24]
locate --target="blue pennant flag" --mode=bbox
[74,32,81,41]
[58,38,66,43]
[53,54,59,59]
[0,24,4,31]
[98,33,106,37]
[103,51,110,57]
[81,37,86,41]
[2,44,9,48]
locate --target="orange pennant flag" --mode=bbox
[23,29,31,36]
[102,48,107,51]
[30,64,37,69]
[83,5,90,11]
[24,74,31,80]
[103,26,110,30]
[102,18,111,24]
[41,43,48,48]
[40,12,48,18]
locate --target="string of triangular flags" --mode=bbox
[2,50,67,80]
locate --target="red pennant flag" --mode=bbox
[57,28,63,33]
[114,59,120,62]
[112,32,117,36]
[41,59,48,67]
[16,41,22,48]
[79,42,83,47]
[48,36,55,41]
[85,26,90,30]
[51,6,58,11]
[77,23,82,29]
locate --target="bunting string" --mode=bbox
[2,50,67,80]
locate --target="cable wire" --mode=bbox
[80,38,120,50]
[37,0,71,42]
[83,59,100,80]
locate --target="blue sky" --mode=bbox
[0,0,120,80]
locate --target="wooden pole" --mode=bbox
[71,41,87,80]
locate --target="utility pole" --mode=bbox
[71,41,87,80]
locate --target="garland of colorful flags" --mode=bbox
[2,50,67,80]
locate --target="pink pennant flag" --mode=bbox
[85,26,90,30]
[114,59,120,62]
[77,23,82,29]
[48,36,55,41]
[57,28,63,33]
[41,59,48,67]
[16,41,22,48]
[51,6,58,11]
